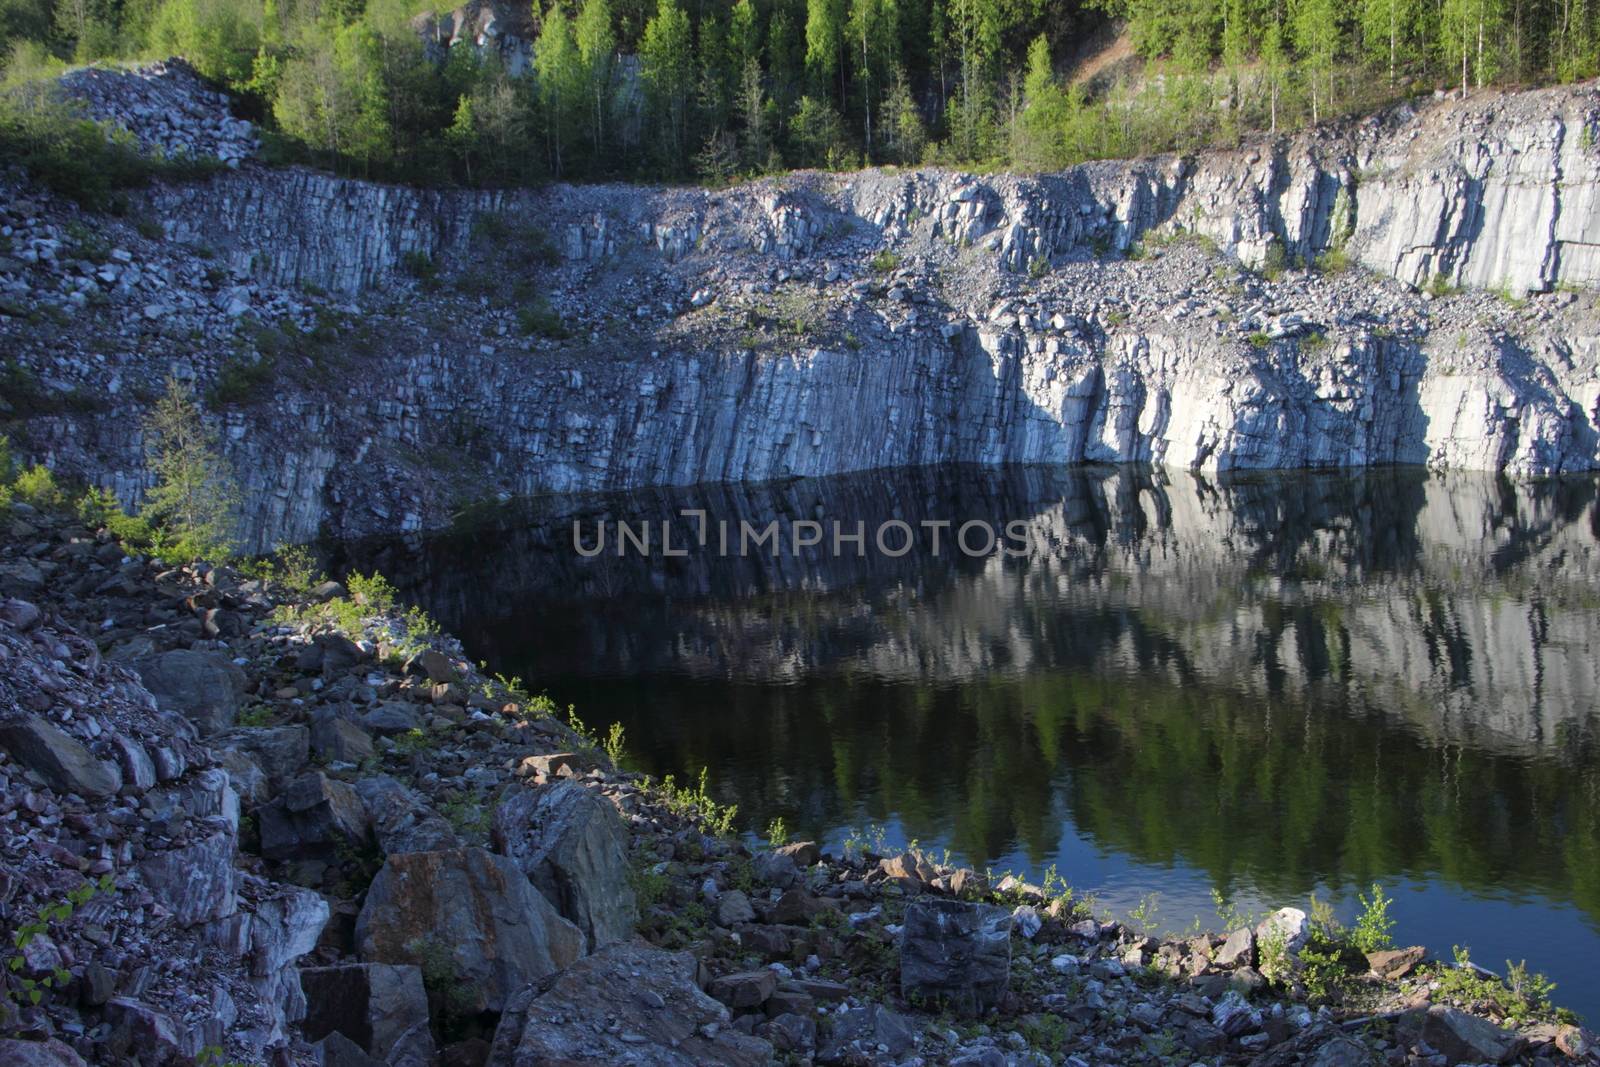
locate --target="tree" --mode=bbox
[1012,34,1065,170]
[881,66,926,162]
[805,0,844,99]
[1292,0,1341,122]
[640,0,694,169]
[1441,0,1502,94]
[945,0,1005,157]
[447,92,477,182]
[142,376,237,561]
[272,23,393,172]
[736,57,770,167]
[730,0,760,70]
[847,0,898,155]
[1362,0,1417,85]
[535,2,583,175]
[1261,14,1287,132]
[575,0,616,163]
[790,93,847,166]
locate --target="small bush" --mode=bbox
[1351,883,1395,954]
[517,298,571,339]
[1028,254,1050,278]
[208,355,278,407]
[399,250,439,289]
[12,464,63,508]
[869,249,900,274]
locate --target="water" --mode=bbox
[344,466,1600,1017]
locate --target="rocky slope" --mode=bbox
[2,497,1596,1066]
[3,64,1600,550]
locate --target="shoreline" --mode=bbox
[1,495,1596,1065]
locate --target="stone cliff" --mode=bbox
[5,66,1600,550]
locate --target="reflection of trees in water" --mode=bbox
[339,465,1600,921]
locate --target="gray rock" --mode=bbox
[491,779,637,951]
[352,775,459,855]
[134,649,248,734]
[354,847,583,1014]
[715,889,756,927]
[900,898,1012,1016]
[215,724,309,786]
[138,829,238,926]
[818,1005,916,1063]
[0,1038,90,1065]
[1401,1005,1526,1064]
[1215,925,1255,967]
[299,963,433,1061]
[310,713,375,764]
[0,716,122,798]
[311,1031,383,1067]
[499,940,771,1066]
[259,771,371,860]
[707,969,777,1009]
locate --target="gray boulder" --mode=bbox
[0,716,122,797]
[138,830,238,926]
[135,649,248,734]
[0,1038,90,1065]
[818,1005,916,1064]
[495,940,771,1066]
[354,847,582,1014]
[259,772,371,860]
[215,724,309,787]
[1400,1005,1526,1064]
[900,898,1012,1016]
[491,779,637,950]
[310,714,375,764]
[299,963,432,1061]
[353,775,459,855]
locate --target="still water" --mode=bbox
[348,466,1600,1016]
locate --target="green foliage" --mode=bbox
[602,720,626,767]
[516,297,571,339]
[765,816,789,847]
[1248,331,1271,349]
[4,874,115,1017]
[403,936,477,1033]
[76,486,155,548]
[655,766,739,837]
[399,250,438,288]
[11,463,62,508]
[1431,946,1564,1024]
[1351,882,1396,954]
[869,249,900,274]
[142,376,238,561]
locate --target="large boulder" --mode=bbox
[299,963,433,1062]
[0,716,122,797]
[1399,1006,1525,1064]
[134,649,248,734]
[214,724,309,788]
[491,779,636,950]
[493,941,771,1066]
[900,898,1012,1016]
[354,775,459,855]
[354,847,582,1014]
[259,772,371,861]
[138,829,238,926]
[0,1038,90,1065]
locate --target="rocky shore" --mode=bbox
[1,497,1596,1066]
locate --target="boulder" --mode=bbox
[715,889,756,927]
[1214,926,1255,968]
[310,713,376,765]
[0,716,122,797]
[1399,1006,1525,1064]
[259,772,371,860]
[354,847,582,1014]
[818,1005,916,1064]
[215,724,309,787]
[1255,907,1310,958]
[138,830,238,926]
[0,1038,89,1066]
[299,963,432,1061]
[900,898,1012,1016]
[134,649,247,734]
[354,775,459,855]
[491,779,637,950]
[1365,945,1426,979]
[708,970,777,1009]
[358,703,422,737]
[496,940,771,1066]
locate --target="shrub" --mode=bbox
[870,249,901,274]
[517,298,571,339]
[12,464,63,508]
[1351,882,1395,954]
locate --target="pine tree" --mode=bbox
[447,93,477,182]
[730,0,761,70]
[805,0,845,99]
[1012,34,1065,170]
[1292,0,1341,122]
[142,376,237,561]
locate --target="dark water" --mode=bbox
[345,466,1600,1017]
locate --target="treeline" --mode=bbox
[3,0,1599,188]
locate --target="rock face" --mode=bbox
[491,779,638,950]
[353,847,584,1013]
[494,940,772,1066]
[899,898,1013,1016]
[10,80,1600,552]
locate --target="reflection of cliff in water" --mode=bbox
[347,466,1600,927]
[351,466,1600,749]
